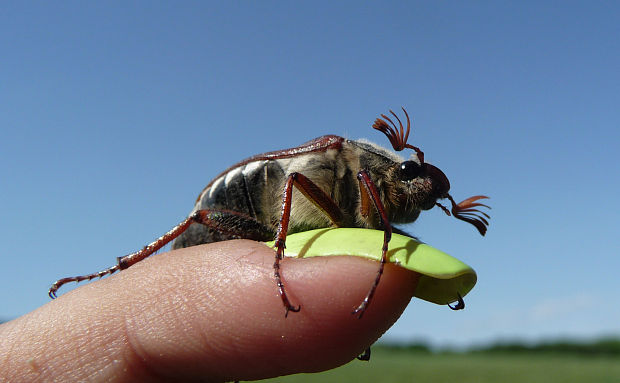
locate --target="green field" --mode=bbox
[258,348,620,383]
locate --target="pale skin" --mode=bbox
[0,240,420,382]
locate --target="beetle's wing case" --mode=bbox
[172,135,350,249]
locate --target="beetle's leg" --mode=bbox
[48,214,196,298]
[352,170,393,319]
[49,210,274,298]
[274,172,346,316]
[48,265,122,299]
[357,347,372,361]
[448,293,465,310]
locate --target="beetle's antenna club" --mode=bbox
[436,195,490,236]
[373,107,425,163]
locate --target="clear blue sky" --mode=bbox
[1,2,618,347]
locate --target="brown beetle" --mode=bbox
[49,108,489,319]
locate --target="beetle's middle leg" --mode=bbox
[49,210,274,298]
[274,172,346,316]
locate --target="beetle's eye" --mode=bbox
[399,161,423,181]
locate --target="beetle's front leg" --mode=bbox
[352,170,393,319]
[274,172,345,317]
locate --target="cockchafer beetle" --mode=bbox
[49,108,490,319]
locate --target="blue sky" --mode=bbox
[1,2,618,347]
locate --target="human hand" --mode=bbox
[0,239,419,382]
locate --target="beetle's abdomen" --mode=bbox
[171,160,285,248]
[171,141,352,249]
[202,160,285,218]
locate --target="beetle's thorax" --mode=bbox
[346,139,442,225]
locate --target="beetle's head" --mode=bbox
[374,108,490,236]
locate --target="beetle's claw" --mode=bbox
[352,302,368,319]
[275,245,286,260]
[284,304,301,317]
[448,293,465,310]
[357,347,371,361]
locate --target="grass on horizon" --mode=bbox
[258,348,620,383]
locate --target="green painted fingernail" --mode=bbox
[265,228,476,305]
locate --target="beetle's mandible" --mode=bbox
[49,108,490,318]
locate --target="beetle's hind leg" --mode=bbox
[48,210,275,298]
[48,265,121,298]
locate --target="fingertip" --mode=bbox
[123,240,419,381]
[21,240,419,382]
